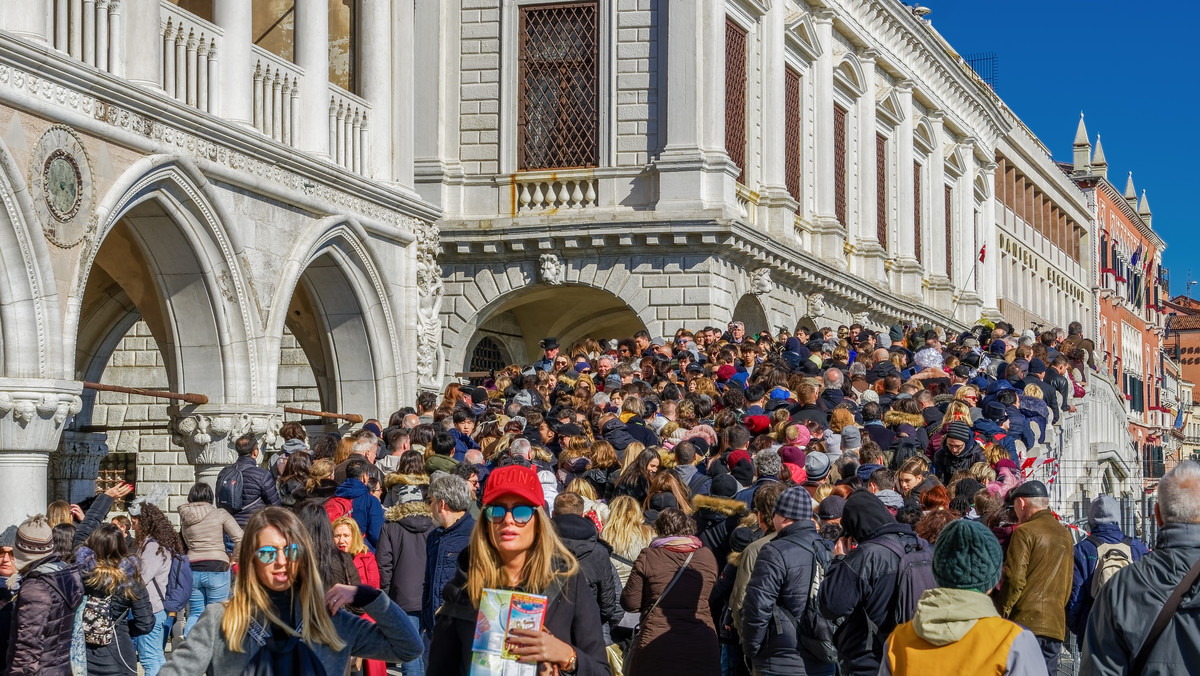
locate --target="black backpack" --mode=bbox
[870,534,938,629]
[215,463,245,513]
[795,537,840,663]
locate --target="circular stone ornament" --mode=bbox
[30,125,93,248]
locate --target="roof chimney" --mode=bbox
[1072,113,1091,175]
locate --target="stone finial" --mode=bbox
[1092,134,1107,179]
[1138,190,1152,227]
[1073,113,1091,174]
[539,253,565,286]
[1124,172,1137,205]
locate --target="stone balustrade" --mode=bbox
[52,0,122,75]
[160,0,219,114]
[251,45,302,147]
[328,84,370,175]
[511,171,598,213]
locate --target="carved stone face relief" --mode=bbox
[539,253,564,286]
[30,125,94,248]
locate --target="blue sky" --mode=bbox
[925,2,1195,295]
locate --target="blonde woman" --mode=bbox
[332,517,380,589]
[929,400,974,452]
[621,441,647,472]
[1020,383,1050,443]
[565,478,610,530]
[160,507,421,675]
[302,458,337,501]
[428,465,608,674]
[603,495,653,587]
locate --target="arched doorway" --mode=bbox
[732,294,770,338]
[460,285,647,373]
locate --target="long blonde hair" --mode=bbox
[222,507,345,652]
[331,516,368,556]
[465,506,578,607]
[602,495,652,560]
[621,442,646,471]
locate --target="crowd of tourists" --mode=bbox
[1,318,1198,676]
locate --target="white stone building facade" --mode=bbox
[0,0,441,526]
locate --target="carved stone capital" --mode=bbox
[169,405,283,469]
[49,431,109,503]
[0,378,83,449]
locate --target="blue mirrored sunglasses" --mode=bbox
[484,504,536,525]
[255,543,302,564]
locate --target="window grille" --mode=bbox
[784,67,802,201]
[944,184,953,279]
[725,19,748,183]
[876,133,887,248]
[913,162,922,264]
[517,2,599,171]
[469,337,508,385]
[834,104,847,228]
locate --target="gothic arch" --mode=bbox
[0,138,65,379]
[266,216,403,419]
[69,155,257,403]
[732,294,770,337]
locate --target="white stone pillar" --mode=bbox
[0,379,82,530]
[170,405,283,488]
[811,9,835,223]
[412,0,463,207]
[212,0,251,123]
[891,80,921,296]
[851,49,884,282]
[390,0,414,188]
[755,3,793,236]
[654,0,736,211]
[49,431,108,504]
[358,0,391,180]
[979,160,1001,318]
[295,0,330,156]
[0,0,51,44]
[926,111,952,311]
[121,0,160,88]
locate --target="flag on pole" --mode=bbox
[1131,242,1142,266]
[978,244,986,263]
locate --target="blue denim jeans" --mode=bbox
[184,570,232,636]
[136,610,168,676]
[400,611,426,676]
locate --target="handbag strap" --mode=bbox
[1130,554,1200,674]
[640,551,694,621]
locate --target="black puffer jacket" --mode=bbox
[376,499,435,613]
[224,455,281,526]
[74,548,156,676]
[931,438,985,485]
[552,514,620,625]
[692,494,748,570]
[623,415,660,448]
[601,418,639,452]
[819,490,922,676]
[741,521,832,673]
[5,556,84,676]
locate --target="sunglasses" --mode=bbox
[255,543,303,564]
[484,504,536,525]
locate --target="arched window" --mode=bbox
[470,337,509,384]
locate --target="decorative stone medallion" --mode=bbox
[30,125,93,248]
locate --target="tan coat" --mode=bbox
[996,507,1075,641]
[621,545,720,676]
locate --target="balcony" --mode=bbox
[250,45,302,148]
[160,1,220,114]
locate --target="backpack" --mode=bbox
[1089,536,1134,596]
[795,538,840,663]
[215,463,245,513]
[153,553,193,614]
[81,594,117,646]
[872,535,938,629]
[325,496,354,522]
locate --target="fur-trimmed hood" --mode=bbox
[883,410,925,429]
[384,500,433,523]
[692,494,749,517]
[383,472,429,491]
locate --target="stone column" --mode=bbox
[807,9,845,264]
[412,0,463,207]
[49,431,108,504]
[213,0,252,123]
[169,405,283,487]
[358,0,391,180]
[1,0,51,44]
[890,80,921,296]
[0,379,83,530]
[119,0,161,88]
[926,111,953,311]
[294,0,330,156]
[850,49,885,283]
[979,160,1002,320]
[654,0,737,211]
[754,3,794,237]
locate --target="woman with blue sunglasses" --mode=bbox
[429,464,610,675]
[159,507,421,675]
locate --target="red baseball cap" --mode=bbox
[481,465,544,507]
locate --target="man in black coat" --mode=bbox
[218,433,281,527]
[819,490,928,676]
[741,486,834,674]
[551,494,620,628]
[931,421,986,485]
